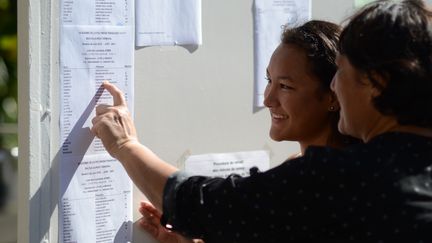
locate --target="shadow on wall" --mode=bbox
[28,89,99,242]
[28,85,132,242]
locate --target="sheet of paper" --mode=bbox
[253,0,311,107]
[60,25,134,157]
[60,155,132,243]
[185,150,270,178]
[135,0,202,46]
[62,0,132,26]
[60,0,134,242]
[354,0,374,8]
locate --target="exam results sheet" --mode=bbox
[59,0,134,242]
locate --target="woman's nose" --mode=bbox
[263,84,276,108]
[330,76,336,92]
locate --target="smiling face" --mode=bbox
[330,54,382,141]
[264,44,335,144]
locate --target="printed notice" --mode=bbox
[60,0,134,242]
[185,150,270,178]
[354,0,374,8]
[135,0,202,46]
[60,26,134,156]
[253,0,311,107]
[60,155,132,243]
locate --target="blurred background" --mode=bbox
[0,0,18,242]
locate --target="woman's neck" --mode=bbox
[390,125,432,138]
[299,139,345,155]
[362,115,432,142]
[298,125,346,155]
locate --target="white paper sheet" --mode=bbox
[135,0,202,46]
[253,0,311,107]
[185,150,270,178]
[60,155,132,243]
[60,0,134,242]
[62,0,132,26]
[354,0,374,8]
[60,25,134,157]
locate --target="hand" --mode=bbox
[139,201,196,243]
[91,82,138,158]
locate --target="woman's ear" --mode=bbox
[327,92,340,112]
[366,71,388,98]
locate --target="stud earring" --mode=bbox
[329,106,335,111]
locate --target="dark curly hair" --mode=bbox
[281,20,359,146]
[339,0,432,128]
[282,20,340,93]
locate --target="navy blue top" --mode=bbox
[162,132,432,243]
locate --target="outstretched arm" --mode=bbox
[91,82,178,211]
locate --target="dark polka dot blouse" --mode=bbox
[161,132,432,243]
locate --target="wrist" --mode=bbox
[113,139,141,161]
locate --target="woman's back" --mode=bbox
[168,132,431,242]
[292,132,432,241]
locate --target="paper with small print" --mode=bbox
[135,0,202,46]
[59,0,134,242]
[185,150,270,178]
[354,0,374,8]
[253,0,311,107]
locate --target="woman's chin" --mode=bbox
[269,132,286,142]
[337,119,351,136]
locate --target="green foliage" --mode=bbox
[0,0,17,149]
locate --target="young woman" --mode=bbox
[92,0,432,241]
[137,20,352,243]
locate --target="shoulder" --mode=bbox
[287,152,302,160]
[301,131,429,162]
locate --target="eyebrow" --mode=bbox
[266,69,295,82]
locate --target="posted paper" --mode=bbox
[135,0,202,46]
[253,0,311,107]
[60,0,134,242]
[185,150,270,178]
[354,0,374,8]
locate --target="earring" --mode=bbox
[329,106,335,111]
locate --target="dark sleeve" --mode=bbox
[161,171,248,239]
[160,147,356,242]
[160,171,192,230]
[160,159,324,242]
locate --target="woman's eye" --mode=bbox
[280,83,294,90]
[265,77,271,84]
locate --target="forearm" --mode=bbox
[116,141,178,211]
